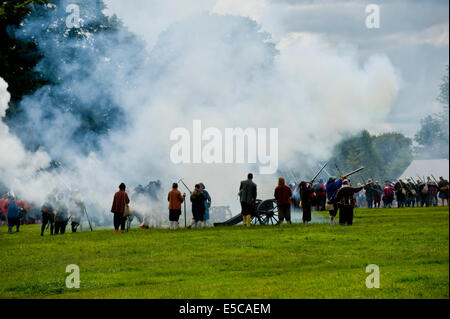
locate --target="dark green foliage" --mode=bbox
[329,130,412,181]
[414,65,449,159]
[0,0,50,115]
[1,0,145,155]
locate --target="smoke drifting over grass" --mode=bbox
[0,1,400,225]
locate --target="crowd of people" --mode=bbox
[2,173,448,233]
[354,177,449,209]
[1,189,87,235]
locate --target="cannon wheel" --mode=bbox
[251,199,279,225]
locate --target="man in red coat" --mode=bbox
[111,183,130,233]
[274,177,292,224]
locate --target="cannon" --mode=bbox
[214,199,279,226]
[250,199,279,225]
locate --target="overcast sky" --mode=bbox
[104,0,449,137]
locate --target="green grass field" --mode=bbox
[0,206,448,299]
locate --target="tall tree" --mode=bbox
[414,65,449,159]
[1,0,147,155]
[0,0,50,115]
[329,130,412,181]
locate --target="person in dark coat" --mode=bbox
[199,183,212,226]
[382,183,395,208]
[239,173,257,227]
[6,196,22,233]
[405,179,417,207]
[364,179,375,208]
[427,178,439,207]
[54,193,69,235]
[417,180,428,207]
[111,183,130,233]
[438,176,449,206]
[373,181,383,208]
[314,179,327,211]
[299,181,313,225]
[188,184,206,229]
[41,194,56,236]
[274,177,292,224]
[326,177,343,226]
[70,189,85,233]
[394,179,407,208]
[336,180,365,225]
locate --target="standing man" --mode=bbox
[200,183,212,227]
[406,179,417,207]
[438,176,449,206]
[111,183,130,233]
[239,173,257,227]
[188,184,207,229]
[315,179,327,211]
[427,178,439,207]
[69,189,85,233]
[326,176,343,226]
[364,179,375,209]
[41,194,56,236]
[382,182,395,208]
[336,180,365,226]
[417,179,427,207]
[394,179,407,208]
[274,177,292,224]
[373,181,383,208]
[6,195,22,233]
[167,183,185,230]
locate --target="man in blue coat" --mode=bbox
[6,196,22,233]
[326,177,343,226]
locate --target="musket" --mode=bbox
[286,170,296,183]
[290,169,300,183]
[178,178,192,194]
[310,162,328,184]
[322,166,332,178]
[416,175,423,182]
[83,206,93,232]
[343,167,365,179]
[335,164,344,177]
[360,175,366,185]
[431,174,439,184]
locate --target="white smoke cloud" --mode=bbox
[0,77,52,202]
[0,1,401,226]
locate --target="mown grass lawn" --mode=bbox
[0,206,448,299]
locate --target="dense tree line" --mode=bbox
[328,130,413,182]
[0,0,49,116]
[414,65,449,159]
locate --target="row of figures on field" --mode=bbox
[353,177,449,209]
[39,189,87,236]
[286,175,448,226]
[238,174,371,227]
[110,182,212,232]
[288,176,449,211]
[0,189,87,235]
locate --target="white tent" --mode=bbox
[398,159,449,181]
